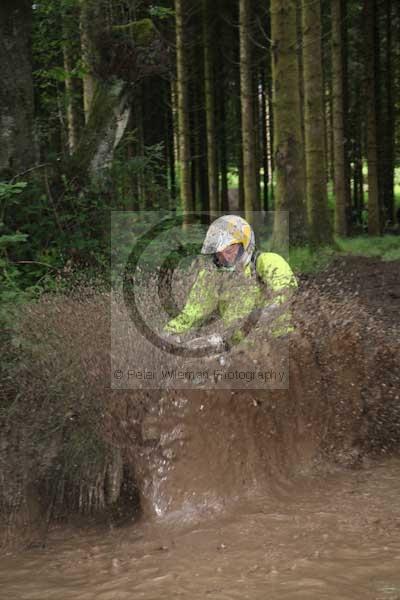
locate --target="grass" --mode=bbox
[336,235,400,262]
[289,245,336,274]
[288,235,400,275]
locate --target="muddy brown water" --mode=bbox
[1,257,399,598]
[1,457,400,599]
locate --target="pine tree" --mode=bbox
[175,0,194,218]
[382,0,395,225]
[270,0,308,247]
[239,0,259,223]
[79,0,97,123]
[302,0,332,245]
[62,4,82,153]
[331,0,348,236]
[203,0,219,213]
[364,0,381,235]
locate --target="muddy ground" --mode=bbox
[2,456,400,600]
[1,255,399,557]
[303,256,400,333]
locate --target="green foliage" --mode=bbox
[394,166,400,209]
[149,6,175,19]
[32,0,72,152]
[0,232,28,248]
[113,18,155,46]
[148,6,175,19]
[0,183,33,320]
[111,141,170,210]
[1,141,170,309]
[0,181,27,205]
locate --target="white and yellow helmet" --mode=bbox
[201,215,255,267]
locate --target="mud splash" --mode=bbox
[1,456,400,599]
[113,257,400,519]
[1,257,399,551]
[120,320,400,520]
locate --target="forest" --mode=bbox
[1,0,400,300]
[1,1,400,598]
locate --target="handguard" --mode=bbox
[185,334,226,353]
[160,331,226,354]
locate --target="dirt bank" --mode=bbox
[303,255,400,332]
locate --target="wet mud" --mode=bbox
[1,457,400,599]
[116,257,400,519]
[1,256,399,598]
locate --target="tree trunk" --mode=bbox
[267,71,275,205]
[322,72,328,186]
[238,153,245,213]
[341,0,352,233]
[270,0,308,247]
[62,6,82,155]
[374,0,385,229]
[190,102,197,210]
[353,99,364,227]
[0,0,36,177]
[234,68,245,213]
[166,82,176,207]
[363,0,381,235]
[331,0,347,236]
[175,0,194,218]
[296,0,305,154]
[239,0,259,223]
[134,85,145,205]
[302,0,332,246]
[218,80,229,211]
[383,0,395,225]
[216,5,231,213]
[326,79,334,184]
[203,0,219,214]
[79,0,98,123]
[254,72,261,207]
[63,44,80,154]
[71,80,132,179]
[193,83,208,214]
[261,68,269,212]
[265,6,275,207]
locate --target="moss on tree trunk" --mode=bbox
[71,80,132,179]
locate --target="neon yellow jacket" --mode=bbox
[164,252,298,339]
